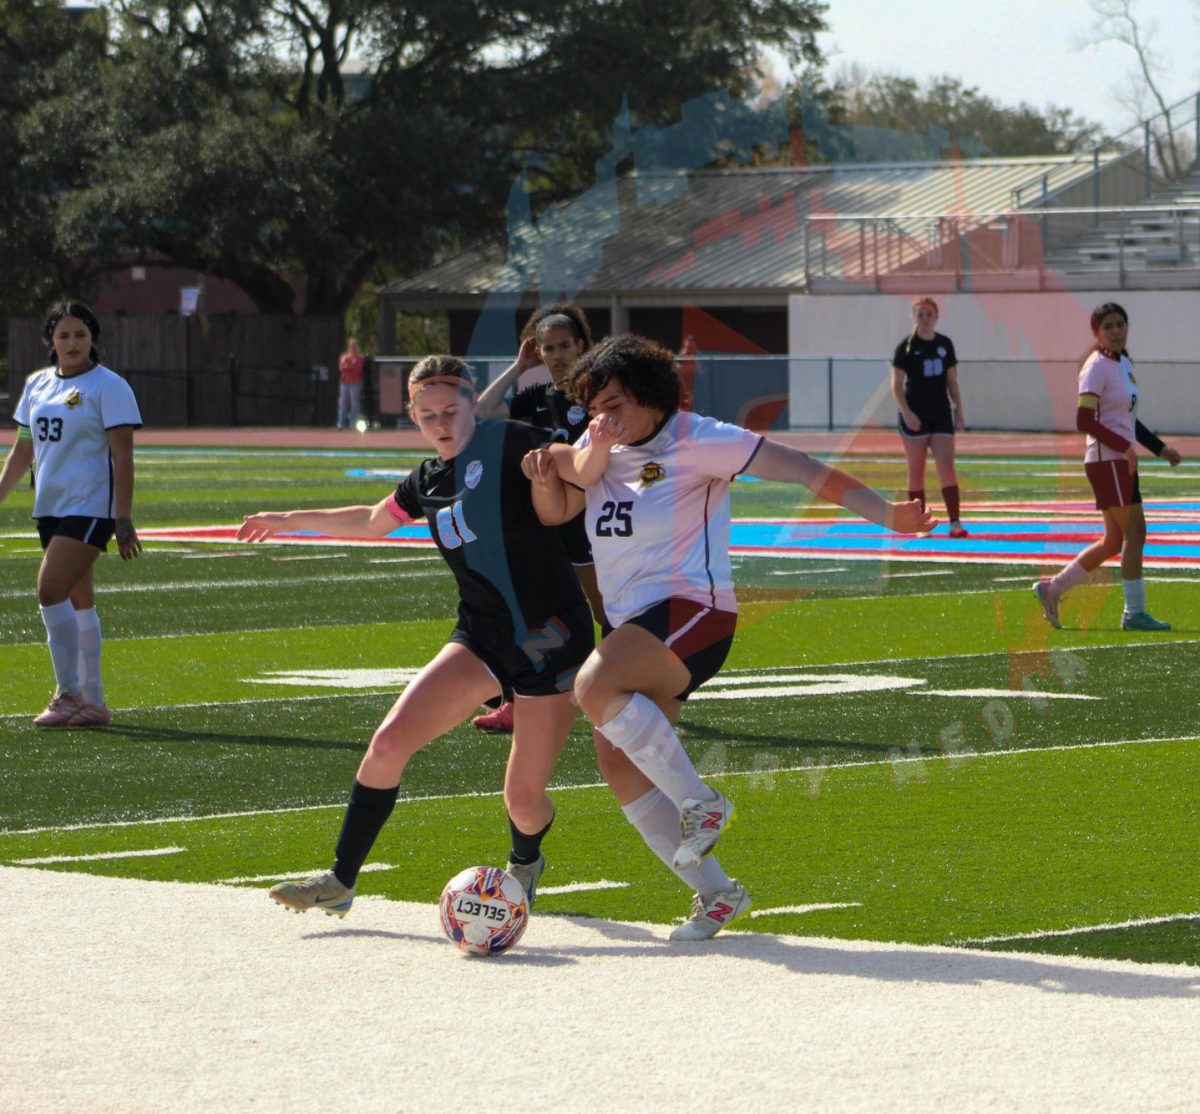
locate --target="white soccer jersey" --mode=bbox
[13,364,143,518]
[1078,351,1138,463]
[579,411,762,627]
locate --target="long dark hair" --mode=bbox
[43,301,101,367]
[570,334,680,417]
[1081,300,1130,368]
[521,302,593,351]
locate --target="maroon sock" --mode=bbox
[943,484,961,522]
[907,489,926,512]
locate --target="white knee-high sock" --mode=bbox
[1048,558,1090,599]
[40,600,81,694]
[622,787,734,896]
[598,693,712,808]
[76,607,104,704]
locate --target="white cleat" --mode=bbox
[670,881,752,941]
[672,791,735,871]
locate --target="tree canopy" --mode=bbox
[1,0,827,319]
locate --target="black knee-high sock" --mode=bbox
[508,809,554,865]
[332,780,399,888]
[943,483,961,522]
[907,489,926,512]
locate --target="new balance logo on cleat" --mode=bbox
[672,791,735,870]
[670,881,752,942]
[706,901,735,924]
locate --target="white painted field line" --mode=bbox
[2,635,1195,721]
[961,911,1200,946]
[539,880,630,896]
[0,568,438,599]
[11,846,186,865]
[4,731,1197,839]
[751,902,862,918]
[765,566,849,576]
[219,862,396,885]
[367,555,443,564]
[879,570,954,579]
[909,688,1098,701]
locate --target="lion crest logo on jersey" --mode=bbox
[65,389,84,409]
[639,462,666,487]
[464,460,483,489]
[567,404,586,427]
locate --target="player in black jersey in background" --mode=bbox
[890,296,968,537]
[237,356,593,914]
[472,302,605,732]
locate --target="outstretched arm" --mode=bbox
[745,438,934,533]
[237,494,405,542]
[475,337,541,419]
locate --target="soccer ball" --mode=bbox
[438,866,530,956]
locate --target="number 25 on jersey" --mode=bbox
[595,500,633,537]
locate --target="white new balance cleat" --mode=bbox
[269,870,355,917]
[672,791,735,871]
[670,881,752,941]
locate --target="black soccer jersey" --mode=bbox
[509,382,590,445]
[392,420,586,636]
[892,332,958,422]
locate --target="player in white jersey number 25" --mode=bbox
[522,333,932,940]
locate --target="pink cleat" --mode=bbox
[67,702,113,727]
[948,522,969,538]
[472,701,514,734]
[33,692,84,727]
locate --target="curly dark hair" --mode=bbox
[43,301,101,366]
[569,334,680,416]
[520,302,593,351]
[408,354,476,398]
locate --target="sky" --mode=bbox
[812,0,1200,131]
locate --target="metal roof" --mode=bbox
[380,156,1080,303]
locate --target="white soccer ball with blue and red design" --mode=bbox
[438,866,529,956]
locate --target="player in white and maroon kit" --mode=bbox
[0,302,143,727]
[1034,302,1182,631]
[523,334,931,939]
[239,356,593,917]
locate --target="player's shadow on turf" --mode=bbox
[306,925,581,967]
[681,722,897,755]
[99,722,363,752]
[543,922,1200,999]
